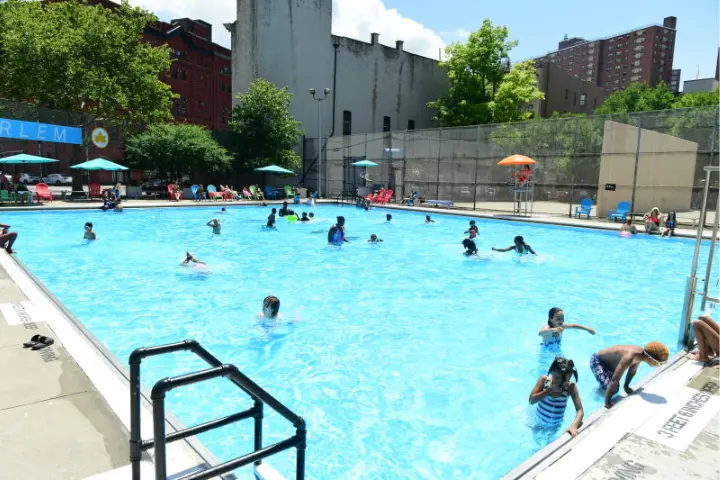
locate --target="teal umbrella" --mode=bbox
[71,158,128,171]
[0,154,58,164]
[352,159,379,186]
[254,165,294,174]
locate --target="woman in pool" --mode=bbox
[328,216,349,245]
[258,295,281,321]
[539,307,595,349]
[643,207,662,234]
[492,236,536,255]
[529,357,584,437]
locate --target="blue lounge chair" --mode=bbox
[574,198,593,219]
[608,201,631,222]
[191,184,199,201]
[264,185,278,200]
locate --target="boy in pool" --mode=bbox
[206,219,221,234]
[258,295,281,320]
[299,212,310,222]
[425,215,435,224]
[590,342,669,408]
[492,235,536,255]
[368,234,383,243]
[83,222,96,240]
[182,252,205,266]
[462,238,478,256]
[266,208,277,228]
[529,357,584,437]
[539,307,595,348]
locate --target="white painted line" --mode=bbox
[0,300,43,326]
[635,385,720,451]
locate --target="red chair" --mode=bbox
[377,189,394,205]
[167,184,183,201]
[35,183,53,202]
[89,183,103,200]
[368,188,384,203]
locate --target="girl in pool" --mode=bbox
[492,235,536,255]
[206,219,221,234]
[529,357,584,437]
[539,307,595,349]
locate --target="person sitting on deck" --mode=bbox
[0,223,18,253]
[689,315,719,364]
[661,212,677,238]
[643,207,662,234]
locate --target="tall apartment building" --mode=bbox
[534,16,677,98]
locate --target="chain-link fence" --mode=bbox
[319,106,718,223]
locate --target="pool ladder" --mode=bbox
[128,340,306,480]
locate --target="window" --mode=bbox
[342,110,352,136]
[564,88,569,100]
[383,116,391,132]
[407,120,415,131]
[579,94,586,107]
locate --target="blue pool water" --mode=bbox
[5,205,711,479]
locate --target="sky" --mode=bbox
[128,0,719,90]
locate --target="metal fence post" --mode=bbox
[401,131,408,200]
[435,129,443,200]
[630,118,643,213]
[568,117,580,218]
[473,125,481,211]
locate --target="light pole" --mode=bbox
[309,87,330,198]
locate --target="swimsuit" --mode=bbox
[590,354,613,389]
[536,379,569,428]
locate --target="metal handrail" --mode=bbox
[129,340,306,480]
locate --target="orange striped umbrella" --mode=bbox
[497,154,536,166]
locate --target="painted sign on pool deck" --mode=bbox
[0,118,82,144]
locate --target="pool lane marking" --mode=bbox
[0,301,43,327]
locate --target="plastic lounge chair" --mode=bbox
[207,184,224,201]
[191,185,200,201]
[89,182,103,200]
[574,198,593,219]
[264,185,278,200]
[242,187,253,199]
[426,199,453,208]
[35,183,53,202]
[249,185,262,200]
[0,189,16,204]
[608,201,631,222]
[371,188,387,204]
[283,185,295,199]
[166,184,183,201]
[377,189,394,205]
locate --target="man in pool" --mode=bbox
[83,222,96,241]
[328,216,349,245]
[590,342,669,408]
[0,222,18,253]
[492,235,536,255]
[266,208,277,228]
[206,219,221,234]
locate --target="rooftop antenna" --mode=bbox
[438,48,442,61]
[696,65,700,79]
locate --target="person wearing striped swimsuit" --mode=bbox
[529,357,585,437]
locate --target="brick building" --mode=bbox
[534,16,678,98]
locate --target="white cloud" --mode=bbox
[126,0,447,59]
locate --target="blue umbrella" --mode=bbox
[254,165,294,174]
[71,158,128,171]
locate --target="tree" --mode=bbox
[490,60,545,123]
[427,19,543,127]
[0,0,174,127]
[672,88,720,108]
[125,124,231,179]
[594,82,675,114]
[228,79,303,170]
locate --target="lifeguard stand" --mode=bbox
[498,155,536,217]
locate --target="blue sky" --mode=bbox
[387,0,719,87]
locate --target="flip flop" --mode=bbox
[23,334,42,348]
[31,336,54,350]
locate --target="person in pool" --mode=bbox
[529,357,584,437]
[492,235,536,255]
[219,207,227,214]
[182,252,205,266]
[465,220,478,234]
[425,215,435,224]
[539,307,595,348]
[661,211,677,238]
[368,234,383,243]
[258,295,281,320]
[83,222,96,240]
[266,208,277,228]
[386,214,392,222]
[299,212,310,222]
[462,238,478,256]
[309,213,315,219]
[279,201,295,217]
[206,219,221,234]
[591,342,669,408]
[328,216,349,245]
[621,218,638,235]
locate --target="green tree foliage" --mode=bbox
[228,79,303,170]
[594,82,675,114]
[428,20,543,126]
[0,0,174,127]
[672,88,720,108]
[125,124,231,179]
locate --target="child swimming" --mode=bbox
[425,215,435,224]
[462,238,478,256]
[386,214,392,222]
[492,235,536,255]
[206,219,221,234]
[661,212,676,238]
[299,212,310,222]
[368,234,383,243]
[266,208,277,228]
[539,307,595,348]
[83,222,96,240]
[258,295,281,320]
[182,252,205,266]
[529,357,584,437]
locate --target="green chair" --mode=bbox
[283,185,294,199]
[249,185,261,200]
[0,190,16,204]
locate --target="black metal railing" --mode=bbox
[129,340,306,480]
[335,190,358,206]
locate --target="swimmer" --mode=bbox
[328,216,349,244]
[219,207,227,214]
[279,201,294,217]
[539,307,595,348]
[529,357,584,437]
[368,234,383,243]
[206,219,221,234]
[266,208,277,228]
[492,235,536,255]
[464,220,478,234]
[181,252,205,265]
[462,238,478,256]
[258,295,281,320]
[309,213,315,219]
[425,215,435,224]
[299,212,310,222]
[621,218,638,235]
[386,214,392,222]
[83,222,96,240]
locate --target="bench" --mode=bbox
[425,200,454,208]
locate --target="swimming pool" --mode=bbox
[5,205,711,479]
